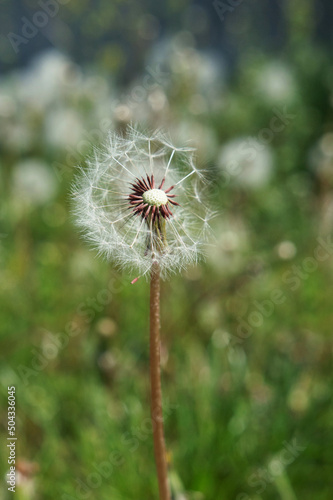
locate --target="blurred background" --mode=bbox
[1,0,333,498]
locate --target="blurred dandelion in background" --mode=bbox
[218,137,274,189]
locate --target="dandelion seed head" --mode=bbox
[72,125,213,279]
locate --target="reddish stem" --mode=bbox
[150,262,171,500]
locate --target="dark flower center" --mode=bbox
[128,175,179,222]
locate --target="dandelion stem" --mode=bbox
[150,262,170,500]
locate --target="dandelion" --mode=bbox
[72,125,213,279]
[218,137,274,189]
[72,125,213,500]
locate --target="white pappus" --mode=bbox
[72,125,215,279]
